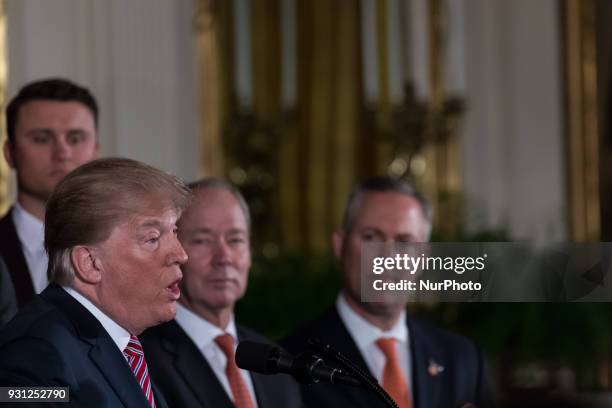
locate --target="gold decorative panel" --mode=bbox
[0,0,9,215]
[564,0,600,241]
[195,0,464,254]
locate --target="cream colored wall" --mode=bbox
[461,0,567,242]
[4,0,200,181]
[3,0,568,243]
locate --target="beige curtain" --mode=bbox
[196,0,462,254]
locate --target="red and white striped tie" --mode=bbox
[123,335,156,408]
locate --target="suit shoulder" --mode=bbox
[281,308,339,352]
[0,211,16,253]
[1,298,65,335]
[0,208,12,225]
[140,319,183,354]
[237,324,303,406]
[0,209,16,238]
[141,319,173,341]
[0,335,74,386]
[237,324,276,345]
[410,317,481,358]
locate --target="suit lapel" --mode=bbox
[318,309,382,407]
[151,383,168,408]
[161,321,234,408]
[322,308,371,370]
[408,318,443,408]
[330,307,447,408]
[90,337,151,408]
[0,209,35,307]
[250,374,269,408]
[237,326,271,407]
[42,285,151,408]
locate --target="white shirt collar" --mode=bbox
[336,293,412,400]
[175,302,239,350]
[12,202,45,255]
[12,203,49,294]
[174,303,258,407]
[62,286,132,353]
[336,292,408,349]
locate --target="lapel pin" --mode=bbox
[427,359,444,376]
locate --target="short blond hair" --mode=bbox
[45,158,191,285]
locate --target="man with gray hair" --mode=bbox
[0,158,189,408]
[141,178,302,408]
[283,176,492,408]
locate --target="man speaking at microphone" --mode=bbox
[0,158,190,407]
[282,177,493,408]
[141,178,302,408]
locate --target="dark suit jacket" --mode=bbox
[0,284,168,408]
[0,256,17,327]
[141,319,302,408]
[0,207,36,307]
[282,307,494,408]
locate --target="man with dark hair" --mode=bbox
[0,158,190,407]
[142,178,302,408]
[282,176,492,408]
[0,78,99,307]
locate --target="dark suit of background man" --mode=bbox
[142,178,302,408]
[0,158,191,407]
[0,256,17,327]
[0,78,99,307]
[283,177,493,408]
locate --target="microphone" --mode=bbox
[235,341,362,388]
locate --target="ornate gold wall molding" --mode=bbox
[564,0,600,241]
[428,0,462,238]
[0,0,9,214]
[373,0,463,238]
[298,0,363,253]
[195,0,464,252]
[194,0,228,177]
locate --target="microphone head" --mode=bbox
[235,341,281,374]
[236,341,363,388]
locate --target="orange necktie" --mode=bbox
[376,337,411,408]
[215,333,256,408]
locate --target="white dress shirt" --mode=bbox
[175,303,259,407]
[336,293,412,404]
[62,286,132,354]
[12,202,49,293]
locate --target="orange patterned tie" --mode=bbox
[215,333,256,408]
[376,337,411,408]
